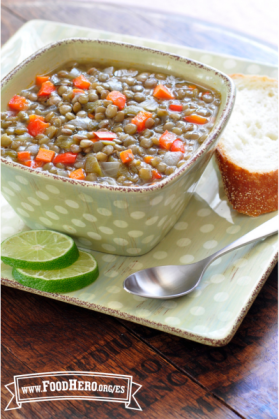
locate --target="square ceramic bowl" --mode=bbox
[1,39,235,256]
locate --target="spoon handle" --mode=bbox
[208,216,278,264]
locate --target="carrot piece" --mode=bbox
[170,139,185,153]
[88,113,95,119]
[36,75,50,85]
[152,169,162,179]
[93,131,117,140]
[153,84,174,100]
[53,152,77,165]
[144,156,154,164]
[73,75,91,90]
[38,81,56,97]
[159,130,177,150]
[72,88,85,97]
[169,103,183,112]
[8,95,28,111]
[184,115,208,124]
[131,111,152,132]
[120,149,134,164]
[69,168,85,180]
[188,85,197,89]
[106,91,126,110]
[35,148,55,163]
[27,115,49,137]
[23,160,44,168]
[17,151,31,162]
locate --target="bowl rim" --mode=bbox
[1,37,236,194]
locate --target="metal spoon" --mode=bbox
[123,216,278,299]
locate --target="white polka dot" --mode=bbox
[36,191,49,200]
[128,230,143,238]
[174,222,188,230]
[211,258,222,266]
[129,262,144,271]
[97,208,112,216]
[39,217,52,226]
[141,235,154,244]
[21,202,34,212]
[108,301,123,309]
[164,194,175,206]
[104,271,119,278]
[193,325,209,333]
[46,184,60,194]
[197,208,211,217]
[2,187,15,196]
[171,197,181,210]
[200,54,213,64]
[218,311,233,321]
[78,292,95,301]
[45,211,59,220]
[136,309,151,317]
[65,200,79,208]
[233,258,248,268]
[71,219,86,228]
[190,306,205,316]
[153,251,168,260]
[159,216,170,229]
[113,220,128,228]
[106,285,120,293]
[2,226,16,235]
[55,206,68,214]
[200,224,214,233]
[131,211,145,219]
[150,195,163,206]
[203,240,218,249]
[133,295,147,301]
[214,292,229,302]
[102,254,117,262]
[102,244,116,252]
[210,274,225,284]
[99,226,113,235]
[226,225,241,234]
[188,289,202,299]
[15,175,28,185]
[180,254,194,264]
[176,238,191,247]
[83,213,97,222]
[237,276,252,286]
[28,197,41,206]
[87,232,102,240]
[145,216,158,225]
[165,317,181,326]
[78,193,93,203]
[161,301,178,309]
[77,238,92,246]
[1,211,16,220]
[113,200,128,209]
[114,238,128,246]
[247,64,261,74]
[127,248,141,255]
[223,59,237,69]
[63,225,77,234]
[16,208,30,218]
[8,181,21,191]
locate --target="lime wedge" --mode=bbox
[1,230,79,270]
[12,251,99,293]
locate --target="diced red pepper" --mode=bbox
[17,151,31,162]
[159,130,177,150]
[27,115,49,137]
[36,75,50,85]
[152,170,162,179]
[8,95,28,111]
[106,91,126,110]
[131,111,152,132]
[73,75,91,90]
[169,103,183,112]
[38,81,56,97]
[170,139,185,153]
[184,115,208,124]
[35,149,55,163]
[153,84,174,100]
[53,152,78,165]
[93,131,117,140]
[69,168,85,180]
[120,149,134,164]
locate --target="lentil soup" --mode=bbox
[1,62,221,186]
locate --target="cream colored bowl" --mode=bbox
[1,39,235,255]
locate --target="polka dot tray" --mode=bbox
[1,20,278,346]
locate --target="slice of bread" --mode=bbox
[215,74,278,217]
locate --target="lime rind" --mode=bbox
[12,251,99,293]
